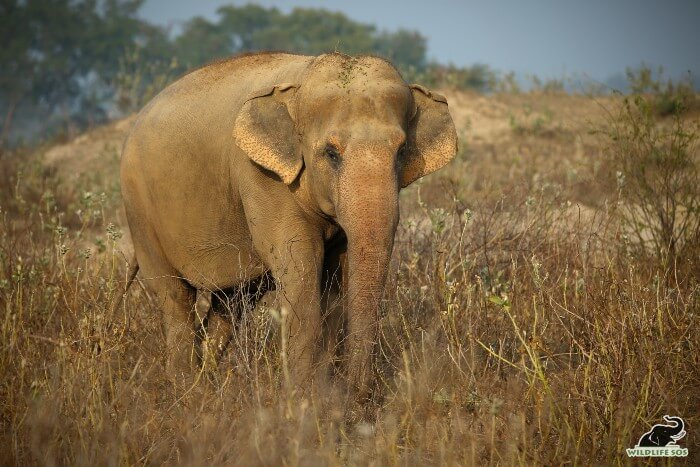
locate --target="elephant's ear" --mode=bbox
[649,432,660,446]
[401,84,458,188]
[234,83,302,185]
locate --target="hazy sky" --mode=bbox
[140,0,699,81]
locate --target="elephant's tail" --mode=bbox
[111,253,140,315]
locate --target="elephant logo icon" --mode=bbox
[637,415,686,447]
[627,415,688,457]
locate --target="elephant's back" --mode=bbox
[124,52,313,160]
[149,52,314,113]
[120,52,314,196]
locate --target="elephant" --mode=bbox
[637,416,686,447]
[119,52,457,398]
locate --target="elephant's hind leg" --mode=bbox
[200,291,235,376]
[134,268,198,389]
[200,276,274,376]
[125,198,198,385]
[160,277,198,382]
[130,241,198,385]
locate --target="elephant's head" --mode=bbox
[661,416,686,443]
[234,53,457,394]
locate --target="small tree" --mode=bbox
[602,94,700,270]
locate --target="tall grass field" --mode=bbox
[1,86,698,465]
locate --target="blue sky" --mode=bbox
[140,0,699,82]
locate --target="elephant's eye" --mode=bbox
[397,143,407,162]
[324,144,341,165]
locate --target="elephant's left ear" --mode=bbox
[401,84,458,188]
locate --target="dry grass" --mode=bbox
[1,91,698,465]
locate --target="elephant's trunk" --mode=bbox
[664,416,685,436]
[338,175,399,400]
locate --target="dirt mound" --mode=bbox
[43,115,136,181]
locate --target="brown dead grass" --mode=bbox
[1,90,698,465]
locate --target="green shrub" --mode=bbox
[600,93,700,271]
[625,65,697,116]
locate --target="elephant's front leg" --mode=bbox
[268,238,325,392]
[280,275,322,390]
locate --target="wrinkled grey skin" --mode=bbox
[120,52,457,397]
